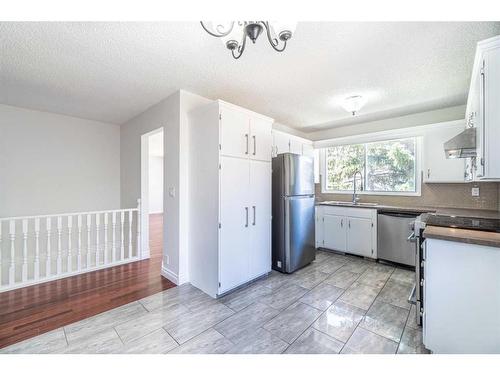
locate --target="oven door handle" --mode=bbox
[407,232,416,243]
[408,284,417,305]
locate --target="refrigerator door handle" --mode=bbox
[245,207,249,227]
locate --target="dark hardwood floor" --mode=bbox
[0,213,173,349]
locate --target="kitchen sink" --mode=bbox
[321,201,378,207]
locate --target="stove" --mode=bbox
[424,215,500,233]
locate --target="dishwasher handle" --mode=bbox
[378,211,420,218]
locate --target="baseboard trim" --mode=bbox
[141,249,151,260]
[161,265,179,285]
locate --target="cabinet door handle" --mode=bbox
[253,135,256,156]
[341,219,343,228]
[480,61,486,171]
[427,169,430,179]
[245,134,249,155]
[348,220,350,229]
[245,207,249,227]
[252,206,256,225]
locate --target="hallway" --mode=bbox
[0,214,172,349]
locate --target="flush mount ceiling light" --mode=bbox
[200,21,297,59]
[341,95,367,116]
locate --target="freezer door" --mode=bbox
[283,153,314,196]
[284,196,316,273]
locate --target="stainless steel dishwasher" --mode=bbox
[377,210,419,267]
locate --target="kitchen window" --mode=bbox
[323,137,420,195]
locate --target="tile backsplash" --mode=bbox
[315,180,500,211]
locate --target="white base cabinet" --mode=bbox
[423,238,500,353]
[315,205,377,259]
[189,100,273,297]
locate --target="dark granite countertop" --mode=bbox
[316,200,500,219]
[424,225,500,248]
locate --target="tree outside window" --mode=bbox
[325,138,417,193]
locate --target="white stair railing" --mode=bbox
[0,199,141,293]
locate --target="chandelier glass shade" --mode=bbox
[200,21,297,59]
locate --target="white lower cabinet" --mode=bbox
[323,214,346,252]
[423,238,500,353]
[316,205,377,259]
[219,157,250,292]
[218,158,271,294]
[346,217,375,258]
[249,160,272,280]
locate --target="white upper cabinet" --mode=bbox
[467,35,500,180]
[250,117,273,162]
[289,137,303,155]
[220,106,250,159]
[302,143,314,157]
[422,121,466,183]
[271,130,314,158]
[480,42,500,179]
[220,103,273,162]
[272,130,291,156]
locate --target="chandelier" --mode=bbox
[200,21,297,59]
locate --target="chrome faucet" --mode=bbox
[352,170,363,204]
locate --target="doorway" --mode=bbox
[140,128,164,261]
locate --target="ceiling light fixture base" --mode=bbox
[200,21,297,59]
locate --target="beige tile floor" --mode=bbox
[0,250,429,354]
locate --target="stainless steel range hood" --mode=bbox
[444,127,477,159]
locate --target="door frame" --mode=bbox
[140,127,164,260]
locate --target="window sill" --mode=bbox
[321,189,422,197]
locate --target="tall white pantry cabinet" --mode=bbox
[188,100,273,298]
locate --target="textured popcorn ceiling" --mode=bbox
[1,22,500,130]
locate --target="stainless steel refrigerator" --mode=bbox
[272,153,316,273]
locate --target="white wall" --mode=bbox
[273,122,311,139]
[178,90,213,284]
[148,155,163,214]
[0,104,121,217]
[308,105,466,141]
[120,89,212,285]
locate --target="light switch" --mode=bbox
[471,187,480,197]
[168,187,175,198]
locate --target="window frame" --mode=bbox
[320,136,422,197]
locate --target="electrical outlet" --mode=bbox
[168,187,175,198]
[472,187,480,197]
[277,261,282,268]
